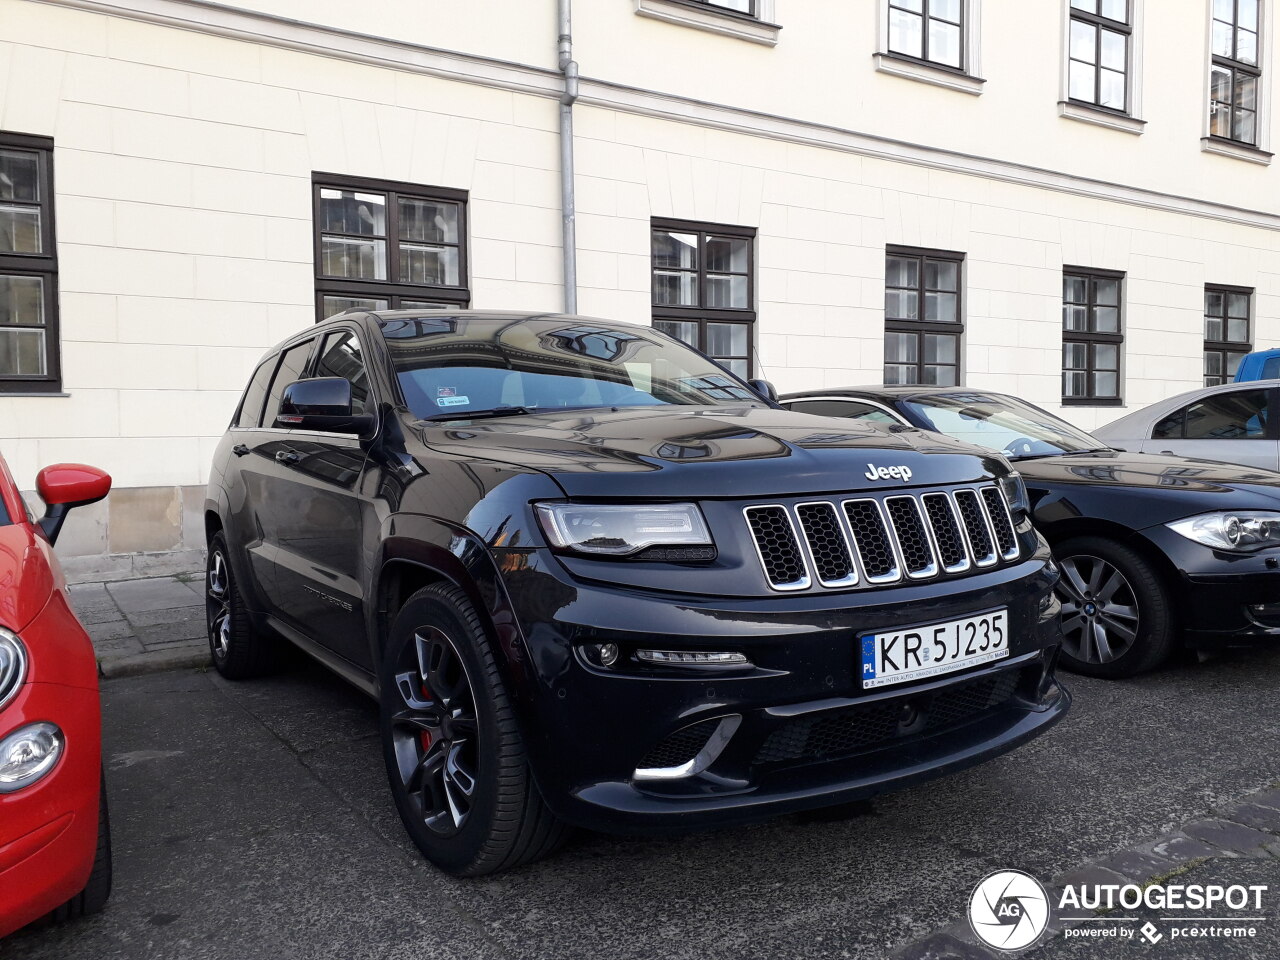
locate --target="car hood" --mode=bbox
[418,405,1008,498]
[1016,449,1280,503]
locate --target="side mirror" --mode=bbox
[36,463,112,545]
[276,378,376,436]
[748,378,779,403]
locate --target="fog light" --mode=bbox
[598,643,620,666]
[635,649,750,666]
[0,722,63,793]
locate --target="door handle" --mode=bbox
[275,450,301,466]
[232,443,250,457]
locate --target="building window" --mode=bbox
[0,133,59,393]
[696,0,755,14]
[884,247,963,386]
[887,0,964,70]
[1068,0,1131,112]
[1062,269,1123,405]
[651,218,756,379]
[313,173,468,321]
[1210,0,1262,144]
[1204,285,1252,386]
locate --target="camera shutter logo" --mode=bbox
[968,869,1051,951]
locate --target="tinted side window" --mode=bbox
[263,340,315,426]
[315,330,372,416]
[1153,390,1269,440]
[787,399,902,424]
[235,359,277,428]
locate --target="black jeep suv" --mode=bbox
[205,310,1069,875]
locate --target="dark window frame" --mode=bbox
[312,172,469,323]
[1209,0,1263,145]
[261,337,319,428]
[1204,283,1253,387]
[884,244,965,388]
[1062,266,1124,407]
[651,216,757,378]
[1067,0,1132,115]
[885,0,968,75]
[0,131,61,394]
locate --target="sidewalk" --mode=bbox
[69,575,211,678]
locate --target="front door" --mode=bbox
[1143,387,1278,472]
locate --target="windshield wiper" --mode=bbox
[1005,446,1114,461]
[419,405,540,422]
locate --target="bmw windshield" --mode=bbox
[379,314,763,420]
[903,392,1108,459]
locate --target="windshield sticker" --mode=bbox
[437,396,470,407]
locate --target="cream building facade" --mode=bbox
[1,0,1278,575]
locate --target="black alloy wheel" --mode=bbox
[205,531,277,679]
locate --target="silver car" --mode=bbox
[1093,379,1278,470]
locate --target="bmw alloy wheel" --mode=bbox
[1055,554,1140,664]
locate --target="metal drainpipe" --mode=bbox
[558,0,579,314]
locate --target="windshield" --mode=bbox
[903,392,1106,458]
[379,314,761,419]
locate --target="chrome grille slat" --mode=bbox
[795,501,859,587]
[883,496,938,579]
[921,492,970,573]
[745,484,1018,592]
[743,505,811,591]
[981,487,1020,560]
[952,488,998,567]
[842,498,902,584]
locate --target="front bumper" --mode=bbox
[0,681,101,939]
[501,551,1066,834]
[1141,525,1280,647]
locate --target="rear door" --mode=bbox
[251,327,377,669]
[1142,387,1279,471]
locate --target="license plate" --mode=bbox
[859,610,1009,689]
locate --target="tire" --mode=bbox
[1053,535,1176,679]
[379,583,570,876]
[47,768,112,924]
[206,531,277,680]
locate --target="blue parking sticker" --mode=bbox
[862,636,876,680]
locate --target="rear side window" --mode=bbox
[263,340,315,426]
[235,359,277,428]
[1153,390,1269,440]
[314,330,373,416]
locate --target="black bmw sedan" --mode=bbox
[782,386,1280,679]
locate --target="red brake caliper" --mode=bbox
[420,683,433,751]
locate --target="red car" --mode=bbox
[0,456,112,938]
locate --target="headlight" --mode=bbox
[998,471,1029,518]
[0,722,63,793]
[0,629,26,711]
[535,502,713,557]
[1167,511,1280,552]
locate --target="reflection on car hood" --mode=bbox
[1016,449,1280,499]
[419,405,1006,498]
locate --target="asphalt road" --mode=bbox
[8,642,1280,960]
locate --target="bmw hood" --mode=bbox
[418,405,1010,499]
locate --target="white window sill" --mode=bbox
[634,0,781,46]
[1201,137,1274,165]
[1058,101,1146,135]
[873,54,984,96]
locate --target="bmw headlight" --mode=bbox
[0,722,63,793]
[0,629,26,711]
[998,471,1030,519]
[535,502,713,558]
[1167,512,1280,552]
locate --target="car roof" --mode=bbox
[780,385,1018,400]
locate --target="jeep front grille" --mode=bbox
[746,485,1020,593]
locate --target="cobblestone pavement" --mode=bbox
[69,575,210,677]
